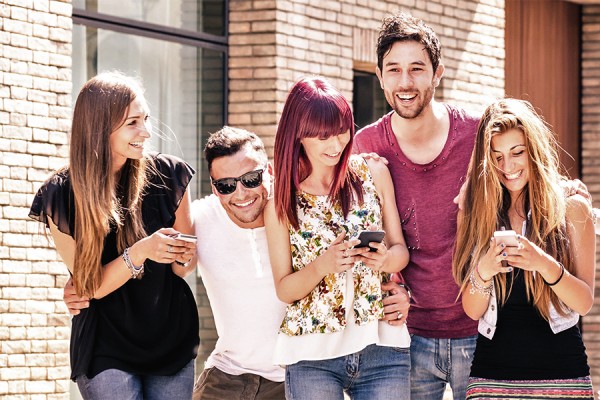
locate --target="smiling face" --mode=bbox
[210,145,271,229]
[491,128,530,197]
[300,130,351,170]
[376,40,443,120]
[109,97,151,172]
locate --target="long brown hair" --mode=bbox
[452,98,571,319]
[69,72,149,297]
[273,76,363,229]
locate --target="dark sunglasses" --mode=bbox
[211,169,265,195]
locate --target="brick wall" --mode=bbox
[228,0,505,157]
[0,0,73,399]
[581,3,600,388]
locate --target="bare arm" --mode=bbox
[49,187,197,299]
[264,199,365,304]
[505,195,595,315]
[170,188,197,278]
[356,158,409,273]
[49,218,138,298]
[459,210,511,320]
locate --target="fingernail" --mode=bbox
[502,252,507,257]
[507,267,513,272]
[501,243,505,248]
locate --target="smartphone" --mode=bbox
[171,233,197,243]
[355,230,385,252]
[493,230,519,247]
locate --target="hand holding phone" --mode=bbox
[355,230,385,252]
[493,230,519,247]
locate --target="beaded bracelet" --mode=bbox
[123,247,144,279]
[469,269,493,297]
[543,263,565,286]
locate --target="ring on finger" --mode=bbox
[396,311,402,320]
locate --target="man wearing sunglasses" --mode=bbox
[63,125,411,400]
[190,126,286,399]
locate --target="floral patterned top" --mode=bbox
[280,156,388,336]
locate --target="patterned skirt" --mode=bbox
[466,376,594,399]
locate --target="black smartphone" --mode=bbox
[355,230,385,252]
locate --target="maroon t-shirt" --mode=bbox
[354,105,479,338]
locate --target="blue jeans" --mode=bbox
[285,344,410,400]
[410,334,476,400]
[76,360,195,400]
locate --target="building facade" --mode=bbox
[0,0,598,398]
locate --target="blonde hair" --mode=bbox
[69,72,150,297]
[452,98,571,320]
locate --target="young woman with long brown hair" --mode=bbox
[264,76,411,400]
[29,72,199,399]
[453,98,595,399]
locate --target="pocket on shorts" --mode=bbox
[193,367,216,392]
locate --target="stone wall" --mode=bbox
[0,0,73,399]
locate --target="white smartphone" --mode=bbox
[493,230,519,247]
[171,233,197,243]
[355,230,385,252]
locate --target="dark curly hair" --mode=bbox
[377,12,442,73]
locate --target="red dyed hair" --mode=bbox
[273,76,363,229]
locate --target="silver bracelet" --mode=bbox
[123,247,144,279]
[469,269,493,297]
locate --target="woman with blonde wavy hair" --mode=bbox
[29,72,199,399]
[452,98,595,399]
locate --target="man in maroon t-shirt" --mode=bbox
[355,11,600,400]
[354,12,479,400]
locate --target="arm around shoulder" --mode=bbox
[265,199,329,303]
[264,200,295,302]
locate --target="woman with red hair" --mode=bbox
[265,76,411,400]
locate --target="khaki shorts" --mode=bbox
[193,367,285,400]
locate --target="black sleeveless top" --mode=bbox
[29,153,199,380]
[470,269,589,380]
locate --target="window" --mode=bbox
[72,0,227,199]
[353,70,391,130]
[73,0,225,35]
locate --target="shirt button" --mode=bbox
[491,305,495,311]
